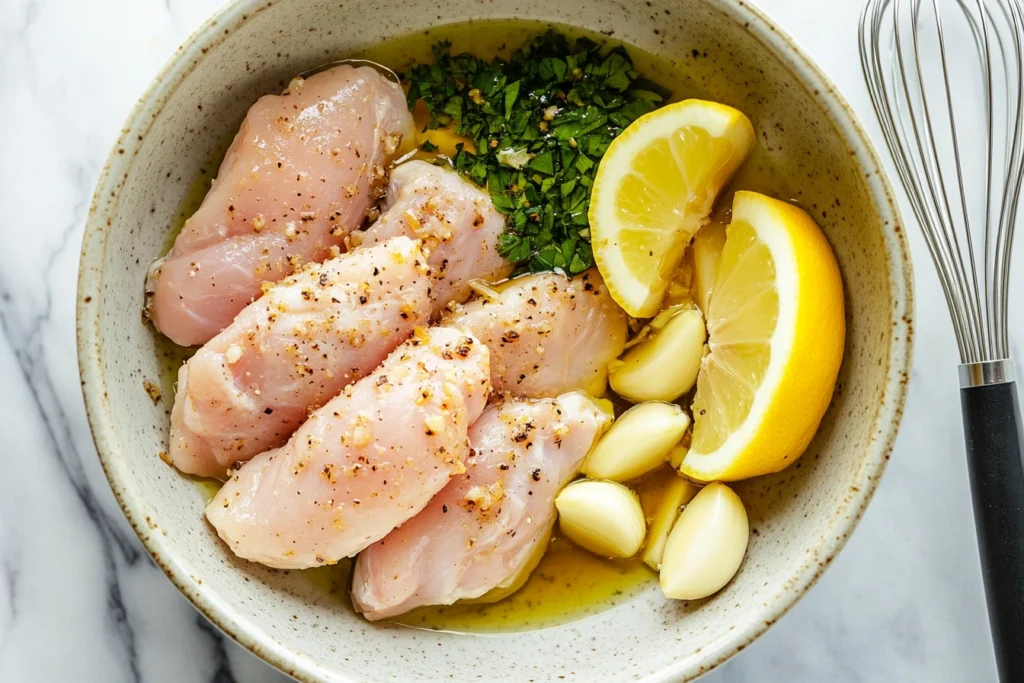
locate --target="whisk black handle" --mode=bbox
[960,361,1024,683]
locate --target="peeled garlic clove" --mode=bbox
[691,219,727,316]
[582,402,690,482]
[608,307,707,403]
[555,480,646,558]
[642,475,699,570]
[668,444,688,469]
[660,482,748,600]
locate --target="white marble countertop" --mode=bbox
[0,0,1020,680]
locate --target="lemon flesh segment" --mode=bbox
[682,191,845,482]
[691,218,728,316]
[590,99,755,318]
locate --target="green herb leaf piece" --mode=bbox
[405,30,670,276]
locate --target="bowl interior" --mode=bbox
[78,0,911,681]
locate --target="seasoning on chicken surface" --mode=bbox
[147,65,413,346]
[358,160,512,313]
[168,237,431,478]
[352,392,610,619]
[445,269,627,399]
[205,326,490,569]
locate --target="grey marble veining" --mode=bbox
[0,0,1018,681]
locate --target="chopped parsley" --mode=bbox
[405,31,670,274]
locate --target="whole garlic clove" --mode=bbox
[659,482,748,600]
[642,474,699,570]
[555,480,646,558]
[609,307,707,403]
[582,402,690,482]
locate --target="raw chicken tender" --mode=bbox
[147,65,413,346]
[205,327,490,569]
[168,237,431,479]
[446,269,627,398]
[352,392,611,619]
[358,160,512,313]
[168,160,515,477]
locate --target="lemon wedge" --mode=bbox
[589,99,755,317]
[681,191,844,482]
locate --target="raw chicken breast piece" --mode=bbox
[168,237,431,479]
[147,65,414,346]
[206,326,491,569]
[446,269,627,399]
[352,392,611,620]
[358,160,512,313]
[169,161,515,478]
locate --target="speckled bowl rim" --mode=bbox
[77,1,914,681]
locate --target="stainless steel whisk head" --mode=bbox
[859,0,1024,364]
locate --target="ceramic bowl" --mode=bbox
[77,0,913,680]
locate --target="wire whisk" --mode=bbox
[860,1,1024,680]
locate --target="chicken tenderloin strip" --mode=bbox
[352,392,611,620]
[445,269,627,399]
[169,237,431,479]
[205,326,491,569]
[148,65,414,346]
[169,160,515,477]
[357,160,513,314]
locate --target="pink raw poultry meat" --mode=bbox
[445,270,627,399]
[357,160,512,313]
[205,326,490,569]
[167,160,514,477]
[147,65,413,346]
[168,237,431,479]
[351,392,610,619]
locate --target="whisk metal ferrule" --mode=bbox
[960,358,1017,387]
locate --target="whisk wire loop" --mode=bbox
[995,0,1024,354]
[859,0,1023,365]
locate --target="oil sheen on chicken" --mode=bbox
[351,392,611,620]
[358,160,512,312]
[147,65,413,346]
[446,270,628,399]
[205,327,490,569]
[168,237,431,479]
[168,158,514,476]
